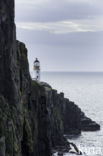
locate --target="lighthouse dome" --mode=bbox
[34,58,39,63]
[34,58,40,67]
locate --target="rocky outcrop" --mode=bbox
[62,98,100,134]
[0,39,100,156]
[41,82,100,134]
[81,114,100,131]
[0,0,18,107]
[40,82,100,154]
[0,0,100,156]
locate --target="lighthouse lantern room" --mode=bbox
[34,58,40,82]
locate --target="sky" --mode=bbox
[15,0,103,72]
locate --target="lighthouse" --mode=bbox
[33,58,40,82]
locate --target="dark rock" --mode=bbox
[62,99,100,134]
[81,116,100,131]
[63,99,81,135]
[0,0,100,156]
[0,136,5,156]
[68,143,82,155]
[58,151,63,156]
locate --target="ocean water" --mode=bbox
[41,72,103,156]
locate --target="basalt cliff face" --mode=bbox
[0,1,100,156]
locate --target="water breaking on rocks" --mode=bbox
[0,0,100,156]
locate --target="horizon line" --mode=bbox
[31,70,103,73]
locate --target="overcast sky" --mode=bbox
[15,0,103,72]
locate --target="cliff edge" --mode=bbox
[0,1,100,156]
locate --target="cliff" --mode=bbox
[0,1,100,156]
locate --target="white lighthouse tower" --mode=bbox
[34,58,40,82]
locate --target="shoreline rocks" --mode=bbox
[0,0,100,155]
[81,116,100,131]
[41,82,100,155]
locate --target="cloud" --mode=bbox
[15,0,103,5]
[15,0,103,22]
[16,17,103,34]
[15,0,103,71]
[16,27,103,48]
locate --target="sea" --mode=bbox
[41,72,103,156]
